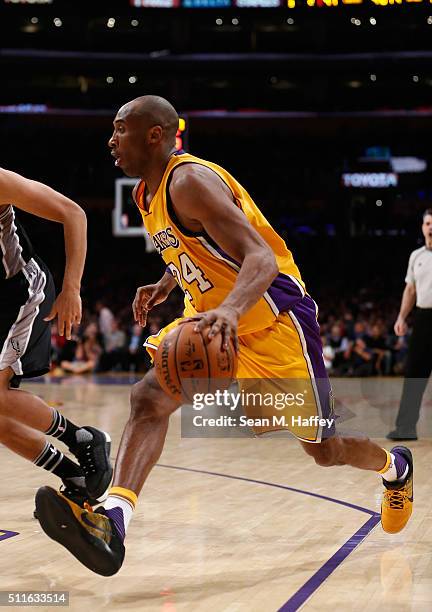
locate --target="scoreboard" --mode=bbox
[131,0,432,7]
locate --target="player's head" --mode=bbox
[108,95,179,177]
[422,208,432,242]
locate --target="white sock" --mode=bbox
[381,453,409,483]
[104,495,134,533]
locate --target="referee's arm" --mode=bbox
[395,283,416,336]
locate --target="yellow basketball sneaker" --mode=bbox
[35,486,124,576]
[381,446,413,534]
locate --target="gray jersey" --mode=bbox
[405,246,432,308]
[0,205,34,280]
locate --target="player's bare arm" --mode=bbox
[170,164,279,349]
[394,282,416,336]
[132,270,177,327]
[0,168,86,339]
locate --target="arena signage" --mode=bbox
[342,173,398,188]
[4,0,53,4]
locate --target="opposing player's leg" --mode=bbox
[36,367,179,576]
[0,259,112,500]
[0,366,112,501]
[0,412,99,509]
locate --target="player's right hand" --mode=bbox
[44,288,82,340]
[132,284,168,327]
[394,316,408,337]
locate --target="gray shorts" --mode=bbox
[0,257,55,384]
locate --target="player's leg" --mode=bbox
[300,436,387,471]
[0,258,112,500]
[300,437,413,534]
[0,370,111,502]
[238,296,414,536]
[0,411,88,492]
[111,368,178,492]
[287,295,414,535]
[35,366,179,576]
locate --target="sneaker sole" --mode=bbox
[35,487,122,577]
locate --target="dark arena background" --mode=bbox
[0,1,431,611]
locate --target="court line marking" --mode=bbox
[0,530,19,542]
[157,464,380,612]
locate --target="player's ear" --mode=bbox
[148,125,163,144]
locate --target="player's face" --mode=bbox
[108,112,151,177]
[422,214,432,241]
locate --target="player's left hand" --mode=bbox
[183,305,239,352]
[44,289,82,340]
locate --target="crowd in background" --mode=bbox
[49,286,410,378]
[318,291,408,377]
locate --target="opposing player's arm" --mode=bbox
[0,168,86,338]
[170,165,278,346]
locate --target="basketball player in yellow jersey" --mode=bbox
[36,96,414,576]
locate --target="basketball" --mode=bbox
[154,321,238,402]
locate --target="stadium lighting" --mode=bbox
[370,17,376,26]
[376,200,383,207]
[107,18,116,29]
[131,19,139,27]
[129,76,137,84]
[287,18,294,25]
[216,18,223,26]
[106,76,114,84]
[232,18,239,25]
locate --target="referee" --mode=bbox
[388,208,432,440]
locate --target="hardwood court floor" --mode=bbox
[0,377,430,612]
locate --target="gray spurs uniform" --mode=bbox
[0,204,55,384]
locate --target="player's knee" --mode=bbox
[130,371,170,421]
[302,440,338,468]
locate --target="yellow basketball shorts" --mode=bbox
[144,295,335,443]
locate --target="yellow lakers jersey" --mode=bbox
[135,152,306,335]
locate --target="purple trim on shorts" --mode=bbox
[267,273,305,312]
[290,296,334,434]
[291,295,327,381]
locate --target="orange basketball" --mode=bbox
[154,321,238,403]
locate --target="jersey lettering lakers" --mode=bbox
[135,152,306,335]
